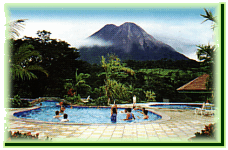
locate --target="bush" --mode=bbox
[64,94,81,104]
[10,95,31,108]
[96,96,108,106]
[8,131,39,140]
[7,131,51,141]
[190,123,217,141]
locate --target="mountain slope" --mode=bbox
[80,22,189,63]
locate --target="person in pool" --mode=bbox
[53,111,63,118]
[137,110,149,119]
[61,114,69,122]
[123,108,135,121]
[138,107,146,114]
[111,104,117,114]
[111,107,117,123]
[133,106,141,111]
[60,106,66,114]
[120,108,127,114]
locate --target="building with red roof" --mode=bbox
[177,74,212,93]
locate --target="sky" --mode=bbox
[6,3,219,60]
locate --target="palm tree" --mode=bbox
[197,44,215,65]
[64,69,91,96]
[9,43,48,80]
[197,8,216,96]
[8,19,28,39]
[201,8,216,23]
[100,54,135,102]
[197,8,216,67]
[75,69,91,95]
[200,8,217,29]
[8,19,48,80]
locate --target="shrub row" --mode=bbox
[190,123,216,141]
[7,131,51,141]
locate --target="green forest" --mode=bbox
[8,9,215,107]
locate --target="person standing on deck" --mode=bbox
[133,95,136,107]
[108,98,110,106]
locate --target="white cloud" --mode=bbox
[76,38,113,48]
[17,18,215,60]
[139,21,215,60]
[19,19,115,47]
[141,21,214,44]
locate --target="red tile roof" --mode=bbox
[177,74,210,91]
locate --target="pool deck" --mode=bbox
[5,104,217,142]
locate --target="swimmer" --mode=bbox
[138,107,146,115]
[61,114,69,122]
[120,108,127,114]
[133,106,140,111]
[111,107,117,123]
[111,104,117,115]
[60,106,66,114]
[122,108,135,121]
[53,111,63,118]
[137,110,149,119]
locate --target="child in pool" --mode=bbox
[53,111,63,118]
[137,110,149,119]
[60,106,66,114]
[123,108,135,121]
[61,114,69,122]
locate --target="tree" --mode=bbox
[8,19,48,80]
[36,30,51,41]
[9,42,48,80]
[197,44,215,70]
[8,19,28,39]
[11,30,79,97]
[64,69,91,97]
[200,8,217,30]
[144,90,156,102]
[99,54,135,103]
[197,8,216,92]
[74,69,91,96]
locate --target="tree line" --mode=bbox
[8,8,215,106]
[9,31,208,104]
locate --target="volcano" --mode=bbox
[80,22,189,63]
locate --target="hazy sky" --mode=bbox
[7,3,219,60]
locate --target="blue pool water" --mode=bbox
[149,104,202,109]
[14,101,162,124]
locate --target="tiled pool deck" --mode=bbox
[6,105,216,142]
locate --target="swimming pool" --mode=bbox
[13,101,162,124]
[149,104,202,109]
